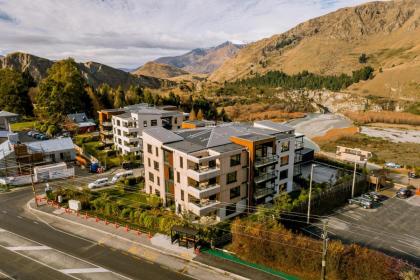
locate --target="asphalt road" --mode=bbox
[303,195,420,267]
[0,188,191,280]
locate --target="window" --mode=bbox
[226,171,237,184]
[143,120,147,127]
[281,141,290,152]
[230,186,241,199]
[225,204,236,216]
[155,189,160,197]
[280,170,288,180]
[147,144,152,154]
[280,155,289,166]
[149,172,154,182]
[157,177,160,186]
[230,154,241,167]
[151,120,158,126]
[117,120,120,126]
[174,118,177,124]
[117,129,121,136]
[169,167,174,181]
[155,147,159,157]
[179,157,183,168]
[181,189,184,201]
[147,158,151,167]
[154,161,159,171]
[177,171,180,183]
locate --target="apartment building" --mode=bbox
[98,108,125,146]
[112,106,183,155]
[142,121,299,221]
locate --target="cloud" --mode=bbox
[0,0,373,68]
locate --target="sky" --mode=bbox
[0,0,372,69]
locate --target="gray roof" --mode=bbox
[143,127,184,144]
[67,113,93,124]
[232,133,273,142]
[164,140,204,153]
[27,137,74,153]
[210,143,244,153]
[0,111,18,118]
[254,120,294,133]
[114,112,132,119]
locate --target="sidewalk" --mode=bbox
[27,200,248,280]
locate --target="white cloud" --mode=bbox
[0,0,373,68]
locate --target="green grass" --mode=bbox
[10,121,36,132]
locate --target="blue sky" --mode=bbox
[0,0,373,68]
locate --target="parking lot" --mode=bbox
[303,193,420,266]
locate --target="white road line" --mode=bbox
[7,246,51,251]
[390,246,420,260]
[0,227,133,280]
[60,268,109,274]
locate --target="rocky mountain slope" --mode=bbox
[0,52,168,89]
[132,61,190,79]
[210,0,420,100]
[155,41,244,74]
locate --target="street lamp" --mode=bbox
[307,163,317,224]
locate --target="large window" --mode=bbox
[147,144,152,154]
[281,141,290,152]
[149,172,154,182]
[230,186,241,199]
[155,147,159,157]
[230,154,241,167]
[176,171,180,183]
[143,120,147,127]
[179,157,184,168]
[280,170,288,180]
[226,171,237,184]
[154,161,159,171]
[151,120,158,126]
[280,155,289,166]
[181,189,184,201]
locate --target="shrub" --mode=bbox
[124,177,137,186]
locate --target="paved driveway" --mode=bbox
[303,194,420,266]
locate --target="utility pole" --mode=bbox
[321,220,329,280]
[29,158,38,207]
[307,163,316,224]
[351,161,357,198]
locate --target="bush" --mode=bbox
[124,177,137,186]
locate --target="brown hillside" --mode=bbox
[210,0,420,100]
[132,61,189,79]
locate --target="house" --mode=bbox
[0,110,19,132]
[336,146,372,163]
[65,113,96,134]
[142,121,299,222]
[98,108,126,146]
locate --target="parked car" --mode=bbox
[361,194,375,202]
[88,178,109,189]
[348,197,373,209]
[27,131,36,137]
[408,171,418,179]
[111,171,134,184]
[396,188,412,199]
[385,162,401,169]
[366,191,386,202]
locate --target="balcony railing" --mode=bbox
[189,200,221,216]
[254,155,278,168]
[254,188,275,200]
[188,184,221,199]
[254,171,277,184]
[294,154,303,163]
[102,121,112,127]
[295,141,304,150]
[187,166,220,182]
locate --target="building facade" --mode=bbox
[142,121,300,221]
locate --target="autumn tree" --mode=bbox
[0,68,33,115]
[113,86,125,108]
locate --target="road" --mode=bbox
[0,188,191,280]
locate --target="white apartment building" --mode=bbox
[142,121,299,221]
[112,106,183,155]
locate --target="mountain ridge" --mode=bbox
[132,61,190,79]
[0,52,170,89]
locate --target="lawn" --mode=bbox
[10,120,36,132]
[318,133,420,167]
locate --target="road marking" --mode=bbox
[7,246,51,251]
[391,246,420,260]
[60,268,109,274]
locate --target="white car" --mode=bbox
[385,162,401,169]
[110,171,134,184]
[88,178,109,189]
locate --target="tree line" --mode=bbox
[231,66,374,91]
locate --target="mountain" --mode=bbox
[210,0,420,100]
[0,52,170,89]
[132,61,190,79]
[155,41,244,74]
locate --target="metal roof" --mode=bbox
[27,137,74,153]
[143,127,184,144]
[0,111,18,118]
[67,113,93,124]
[254,120,294,133]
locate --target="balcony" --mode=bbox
[102,121,112,127]
[254,171,277,184]
[294,154,303,164]
[101,130,113,136]
[254,188,275,200]
[254,155,278,168]
[188,184,221,199]
[189,200,221,216]
[102,139,114,145]
[187,166,220,182]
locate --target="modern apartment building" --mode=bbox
[112,105,183,155]
[142,121,300,221]
[98,108,125,146]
